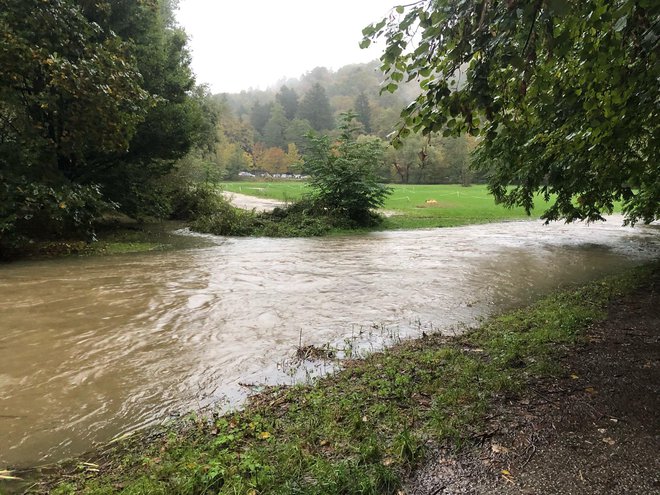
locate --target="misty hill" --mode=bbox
[216,60,419,139]
[201,60,479,185]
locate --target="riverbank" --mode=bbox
[1,181,625,262]
[407,264,660,494]
[0,220,205,262]
[5,263,657,494]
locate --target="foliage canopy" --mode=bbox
[0,0,211,253]
[363,0,659,224]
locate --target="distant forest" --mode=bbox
[195,60,481,185]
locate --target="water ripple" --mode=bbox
[0,218,658,466]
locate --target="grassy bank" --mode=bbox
[0,222,194,262]
[10,265,653,495]
[221,182,546,229]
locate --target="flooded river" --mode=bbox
[0,218,658,468]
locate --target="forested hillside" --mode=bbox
[208,61,479,184]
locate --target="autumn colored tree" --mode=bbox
[258,147,289,175]
[215,141,253,178]
[285,143,303,172]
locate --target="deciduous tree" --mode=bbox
[304,112,390,224]
[81,0,208,216]
[0,0,152,248]
[364,0,659,224]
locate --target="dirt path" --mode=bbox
[221,191,285,212]
[407,272,660,494]
[222,191,403,217]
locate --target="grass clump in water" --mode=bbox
[34,267,651,495]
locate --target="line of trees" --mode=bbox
[1,0,484,255]
[204,62,480,184]
[9,1,647,251]
[5,0,475,254]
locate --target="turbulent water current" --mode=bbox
[0,217,658,467]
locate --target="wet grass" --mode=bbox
[94,225,173,255]
[221,182,309,204]
[2,222,198,262]
[0,239,162,260]
[17,266,652,495]
[221,182,543,229]
[99,241,163,255]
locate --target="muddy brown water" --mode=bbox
[0,218,658,469]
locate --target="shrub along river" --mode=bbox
[1,217,658,468]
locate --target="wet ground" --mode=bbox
[221,191,284,211]
[407,269,660,494]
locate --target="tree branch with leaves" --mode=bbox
[363,0,659,224]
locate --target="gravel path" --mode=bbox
[221,191,285,212]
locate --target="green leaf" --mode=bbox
[613,16,627,32]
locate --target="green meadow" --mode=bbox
[221,182,542,229]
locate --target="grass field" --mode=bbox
[221,182,542,229]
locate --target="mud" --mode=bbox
[407,269,660,494]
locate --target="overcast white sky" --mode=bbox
[175,0,398,94]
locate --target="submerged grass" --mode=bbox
[22,266,652,495]
[3,225,170,261]
[2,239,163,260]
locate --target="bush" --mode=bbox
[189,194,385,238]
[190,197,257,236]
[304,112,391,226]
[168,183,226,221]
[0,173,109,256]
[256,203,333,237]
